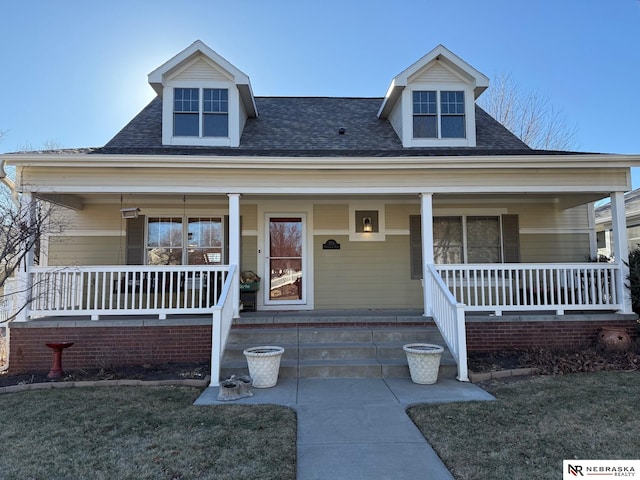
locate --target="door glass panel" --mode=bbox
[269,217,303,301]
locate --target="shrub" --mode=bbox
[625,247,640,314]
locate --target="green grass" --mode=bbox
[407,371,640,480]
[0,386,296,480]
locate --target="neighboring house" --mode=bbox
[595,188,640,258]
[2,41,639,382]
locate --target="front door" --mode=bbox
[264,215,306,306]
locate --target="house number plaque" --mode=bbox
[322,239,341,250]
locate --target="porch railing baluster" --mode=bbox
[27,265,234,320]
[433,262,622,315]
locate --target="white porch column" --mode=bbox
[228,194,241,318]
[420,193,435,316]
[611,191,632,313]
[14,192,35,322]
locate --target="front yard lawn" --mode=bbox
[408,371,639,480]
[0,386,296,480]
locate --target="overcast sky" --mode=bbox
[1,1,639,184]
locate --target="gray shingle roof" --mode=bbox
[98,96,546,156]
[595,189,640,224]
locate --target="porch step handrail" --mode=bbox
[435,262,621,315]
[27,265,233,320]
[426,264,468,382]
[210,264,237,387]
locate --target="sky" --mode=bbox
[1,1,639,184]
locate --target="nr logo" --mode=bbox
[567,464,584,476]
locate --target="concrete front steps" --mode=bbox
[220,325,458,381]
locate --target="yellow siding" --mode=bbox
[241,204,257,230]
[520,233,591,262]
[48,236,124,266]
[513,203,590,230]
[313,204,349,230]
[313,235,422,309]
[22,167,630,192]
[386,204,420,230]
[55,203,122,231]
[241,235,258,273]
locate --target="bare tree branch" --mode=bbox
[480,72,578,151]
[0,196,68,322]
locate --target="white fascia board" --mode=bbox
[149,40,244,82]
[377,80,404,119]
[238,83,258,118]
[391,45,488,96]
[148,40,255,114]
[5,153,640,170]
[28,184,636,196]
[378,44,489,118]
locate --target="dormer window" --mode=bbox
[173,87,228,138]
[377,45,488,148]
[413,90,465,139]
[203,88,228,137]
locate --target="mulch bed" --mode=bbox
[468,343,640,375]
[0,362,210,388]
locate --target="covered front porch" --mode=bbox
[5,257,632,384]
[4,173,636,384]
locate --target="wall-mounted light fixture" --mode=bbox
[363,217,373,232]
[120,207,140,219]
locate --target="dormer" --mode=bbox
[377,45,489,148]
[148,40,257,147]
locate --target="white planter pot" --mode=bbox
[243,346,285,388]
[403,343,444,385]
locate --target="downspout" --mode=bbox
[0,160,20,207]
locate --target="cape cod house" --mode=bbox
[2,41,638,383]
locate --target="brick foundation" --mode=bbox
[6,315,638,375]
[466,318,639,352]
[8,323,212,375]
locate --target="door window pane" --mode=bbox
[269,217,303,301]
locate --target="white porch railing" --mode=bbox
[426,264,468,381]
[210,264,237,387]
[435,263,621,315]
[28,265,233,320]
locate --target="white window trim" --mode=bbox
[349,202,386,241]
[434,213,504,264]
[162,81,240,147]
[402,83,476,148]
[144,213,226,266]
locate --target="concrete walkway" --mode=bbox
[195,377,495,479]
